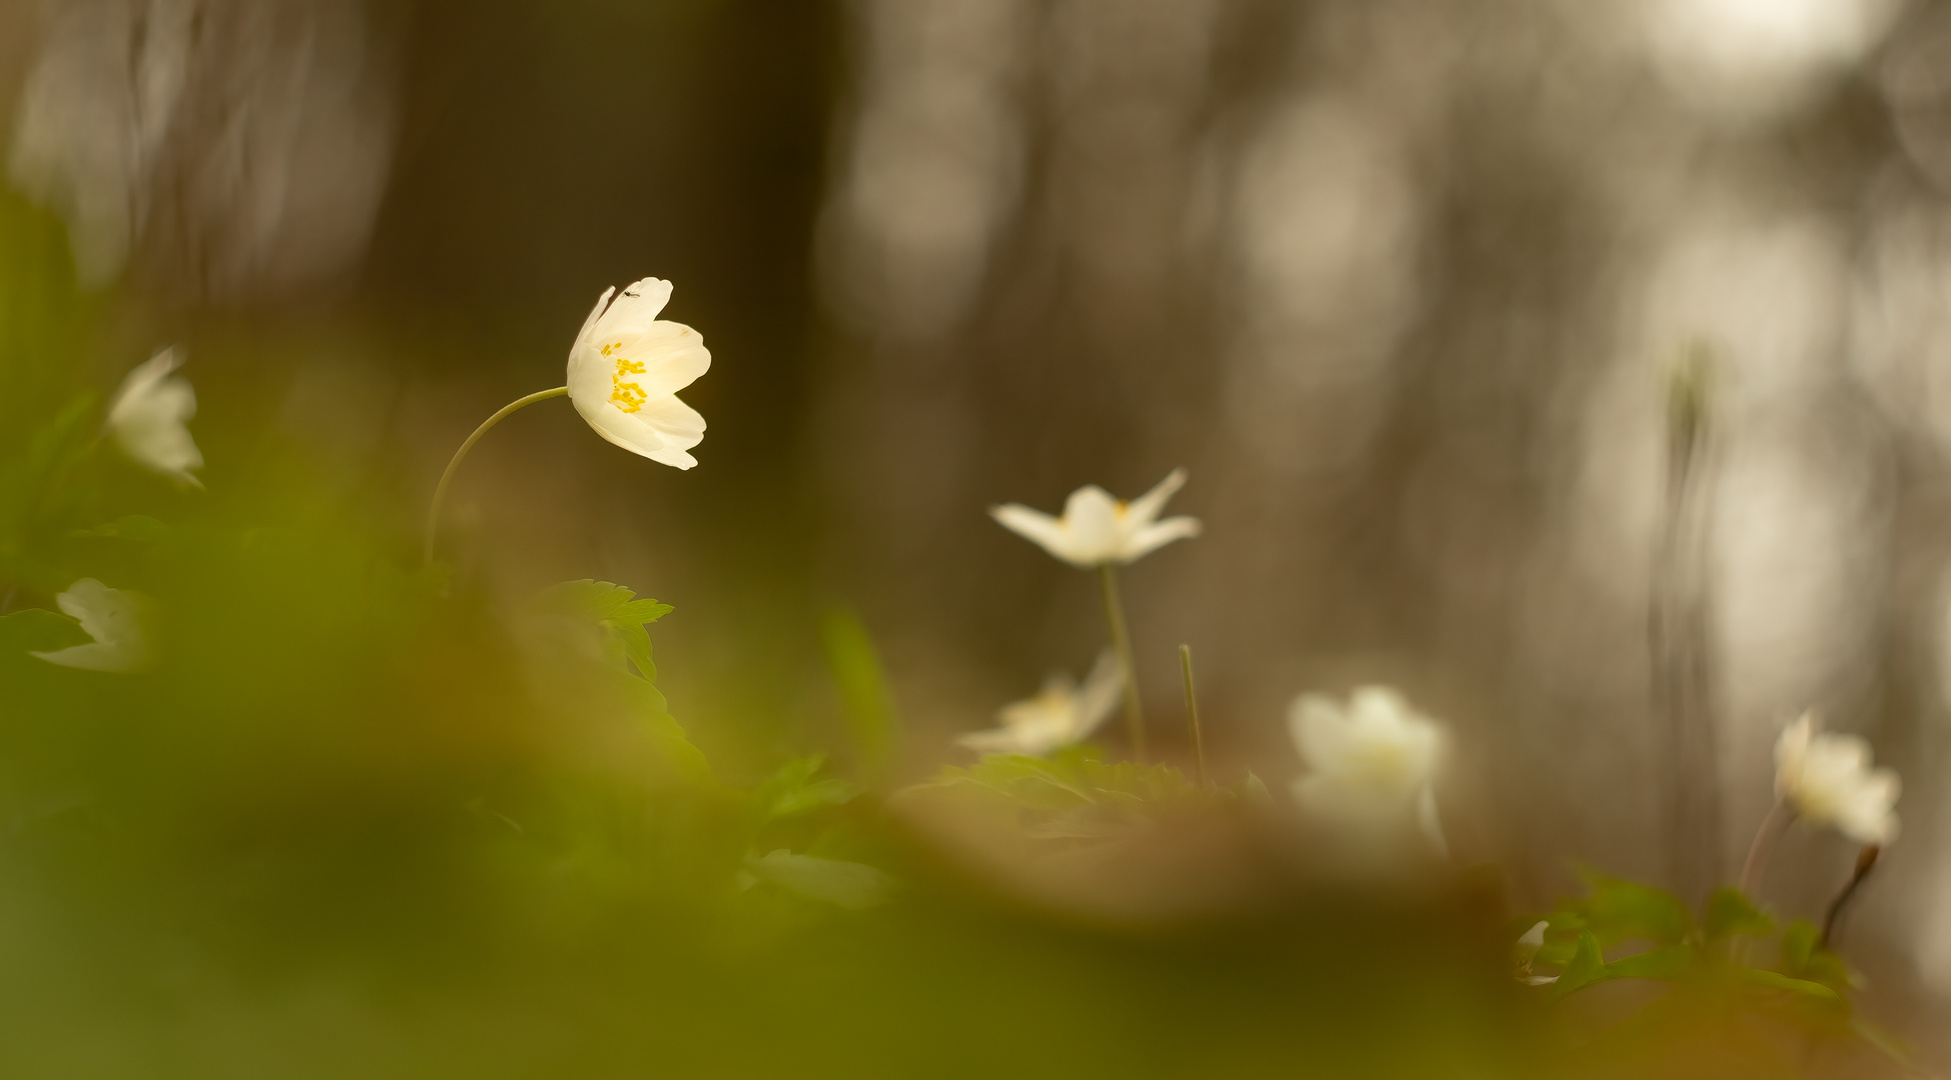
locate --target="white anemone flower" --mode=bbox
[990,469,1202,568]
[959,651,1124,756]
[106,347,203,488]
[29,578,149,673]
[1775,713,1899,846]
[1289,686,1448,854]
[1514,921,1558,986]
[565,278,710,469]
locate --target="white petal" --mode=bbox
[640,443,699,470]
[565,339,612,404]
[29,579,148,673]
[1123,468,1187,528]
[571,286,615,353]
[571,394,668,458]
[590,278,674,339]
[991,504,1085,565]
[1071,649,1125,739]
[636,392,706,447]
[1516,920,1548,959]
[1775,713,1814,799]
[958,726,1035,754]
[106,348,203,487]
[1061,485,1122,563]
[620,321,710,396]
[1839,769,1900,845]
[1287,694,1342,771]
[106,348,182,422]
[1118,515,1201,562]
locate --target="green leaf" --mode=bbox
[1726,967,1841,1004]
[1603,946,1692,981]
[0,606,90,655]
[0,391,97,551]
[821,609,897,782]
[1703,887,1773,940]
[755,755,859,823]
[1781,920,1818,972]
[544,579,672,680]
[1573,870,1691,946]
[1778,920,1852,991]
[620,672,712,783]
[0,193,84,453]
[1549,930,1609,1001]
[744,849,895,911]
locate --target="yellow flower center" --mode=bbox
[601,341,648,414]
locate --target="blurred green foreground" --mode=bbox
[0,192,1909,1079]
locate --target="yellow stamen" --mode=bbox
[608,351,649,413]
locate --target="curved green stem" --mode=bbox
[1097,563,1146,761]
[423,386,569,565]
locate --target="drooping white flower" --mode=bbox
[990,469,1202,568]
[1288,686,1446,847]
[106,347,203,488]
[28,578,149,673]
[959,650,1124,756]
[1774,713,1899,846]
[565,278,710,469]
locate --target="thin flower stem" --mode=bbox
[1179,644,1206,786]
[423,386,570,565]
[1651,343,1721,905]
[1097,563,1146,761]
[1819,845,1880,950]
[1739,799,1794,901]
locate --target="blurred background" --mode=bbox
[6,0,1951,1060]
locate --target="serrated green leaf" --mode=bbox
[544,578,671,680]
[821,609,897,783]
[619,670,711,782]
[1703,887,1773,940]
[755,755,859,822]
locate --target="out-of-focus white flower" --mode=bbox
[29,578,149,673]
[1775,712,1899,846]
[106,348,203,488]
[565,278,710,470]
[990,469,1201,568]
[1288,686,1445,847]
[959,651,1123,756]
[1514,920,1558,986]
